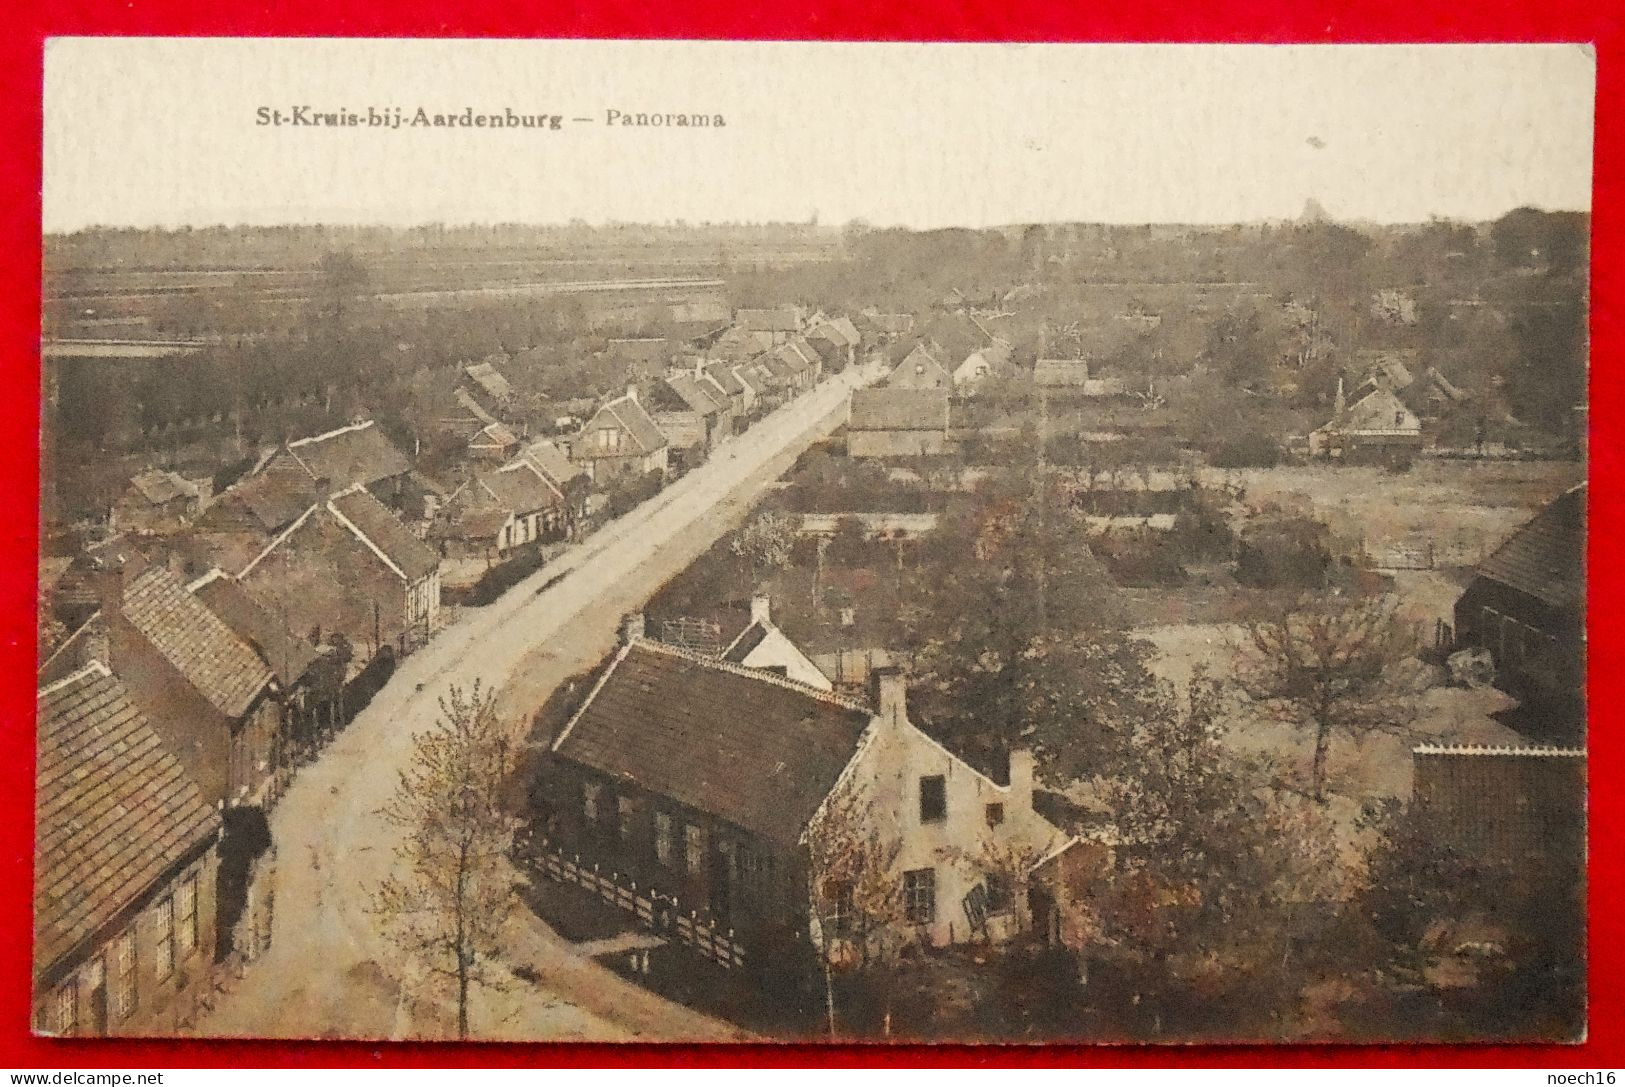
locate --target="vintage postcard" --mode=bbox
[35,39,1591,1044]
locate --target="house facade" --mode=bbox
[239,485,441,663]
[886,345,952,390]
[35,662,222,1037]
[569,391,670,484]
[720,595,833,690]
[848,387,951,459]
[1308,383,1423,465]
[540,628,1069,963]
[1453,483,1585,740]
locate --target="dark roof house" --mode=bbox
[35,662,221,984]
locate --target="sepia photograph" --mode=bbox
[34,38,1592,1046]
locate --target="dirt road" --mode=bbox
[195,359,882,1041]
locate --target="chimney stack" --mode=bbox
[1008,748,1035,813]
[750,595,772,626]
[872,668,908,726]
[625,382,639,403]
[621,612,645,644]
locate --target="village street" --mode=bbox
[195,357,886,1042]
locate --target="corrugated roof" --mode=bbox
[329,489,441,583]
[193,574,320,687]
[121,566,272,718]
[1475,484,1585,612]
[849,387,950,431]
[35,664,221,979]
[286,421,412,490]
[553,641,871,846]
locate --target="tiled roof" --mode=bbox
[652,411,707,451]
[286,421,412,490]
[35,663,220,979]
[758,350,799,385]
[471,421,519,449]
[228,452,321,532]
[464,361,514,403]
[121,566,272,718]
[128,469,196,506]
[736,307,800,333]
[665,372,727,415]
[1034,358,1092,387]
[588,395,668,456]
[192,573,320,686]
[733,364,771,395]
[481,464,563,513]
[329,488,441,583]
[553,641,872,846]
[702,362,745,397]
[513,439,586,490]
[810,317,861,349]
[719,622,769,663]
[1475,484,1585,612]
[778,340,821,374]
[850,387,951,432]
[607,338,671,366]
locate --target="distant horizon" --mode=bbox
[44,40,1595,234]
[41,203,1592,240]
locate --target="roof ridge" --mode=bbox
[38,659,111,698]
[325,496,408,582]
[632,637,872,713]
[288,419,375,448]
[1413,742,1586,757]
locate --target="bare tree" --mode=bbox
[371,682,516,1039]
[805,790,904,1038]
[1236,592,1412,802]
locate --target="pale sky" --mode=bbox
[42,39,1596,232]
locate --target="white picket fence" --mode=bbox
[533,840,747,970]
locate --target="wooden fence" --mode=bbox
[532,840,747,970]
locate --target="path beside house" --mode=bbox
[194,359,883,1042]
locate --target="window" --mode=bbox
[582,782,600,823]
[112,929,137,1019]
[903,868,936,926]
[617,796,635,842]
[986,872,1012,911]
[153,895,175,980]
[597,427,622,452]
[176,875,198,956]
[684,824,706,875]
[53,980,76,1035]
[654,812,673,866]
[919,775,947,823]
[985,802,1005,827]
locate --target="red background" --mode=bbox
[0,0,1617,1068]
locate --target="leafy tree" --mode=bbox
[371,682,517,1039]
[731,509,798,582]
[1236,592,1413,802]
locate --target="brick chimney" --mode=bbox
[872,668,908,727]
[750,594,772,626]
[625,382,640,403]
[621,612,645,644]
